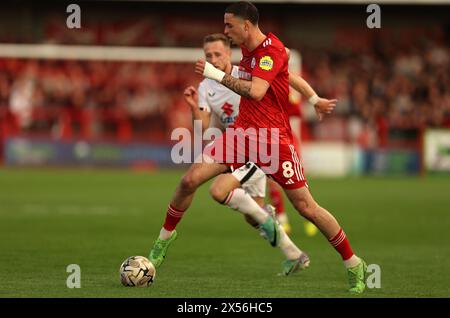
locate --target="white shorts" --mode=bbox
[231,162,266,198]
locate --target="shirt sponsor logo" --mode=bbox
[259,56,273,71]
[221,102,234,116]
[221,114,236,126]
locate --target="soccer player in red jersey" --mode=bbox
[184,33,311,274]
[148,1,365,293]
[149,34,314,276]
[193,1,367,293]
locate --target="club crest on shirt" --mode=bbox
[251,57,256,69]
[259,56,273,71]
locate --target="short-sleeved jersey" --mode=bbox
[198,65,240,130]
[235,32,292,144]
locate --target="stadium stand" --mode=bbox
[0,3,448,164]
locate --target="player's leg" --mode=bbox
[209,163,271,228]
[245,173,310,274]
[267,178,292,234]
[149,157,228,267]
[241,173,265,228]
[209,174,262,229]
[242,176,298,254]
[162,158,228,235]
[209,163,310,275]
[269,143,366,292]
[284,187,366,292]
[288,115,318,237]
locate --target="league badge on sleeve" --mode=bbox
[259,56,273,71]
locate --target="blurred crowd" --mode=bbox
[0,17,448,148]
[0,59,198,141]
[299,27,450,147]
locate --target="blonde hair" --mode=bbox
[203,33,231,47]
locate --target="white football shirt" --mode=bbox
[197,65,240,130]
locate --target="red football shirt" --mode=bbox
[235,32,293,144]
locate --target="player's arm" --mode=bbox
[221,74,268,101]
[288,73,338,121]
[183,85,211,132]
[195,59,269,102]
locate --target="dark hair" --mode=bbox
[225,1,259,25]
[203,33,231,47]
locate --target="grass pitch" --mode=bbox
[0,168,449,298]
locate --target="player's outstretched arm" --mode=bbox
[288,73,338,121]
[195,59,269,101]
[183,85,211,132]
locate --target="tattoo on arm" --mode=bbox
[221,74,252,98]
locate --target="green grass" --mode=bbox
[0,168,449,298]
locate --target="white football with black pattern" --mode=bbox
[119,256,156,287]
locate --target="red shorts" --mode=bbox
[203,128,308,190]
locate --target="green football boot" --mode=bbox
[347,258,367,294]
[148,230,178,268]
[259,216,280,247]
[281,252,310,276]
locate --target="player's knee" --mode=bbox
[295,199,320,222]
[209,183,228,203]
[180,173,200,192]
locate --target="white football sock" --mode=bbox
[278,227,302,260]
[344,255,361,268]
[277,212,289,225]
[159,228,173,240]
[225,188,303,260]
[224,188,269,224]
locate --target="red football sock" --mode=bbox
[163,204,186,231]
[328,228,354,261]
[269,184,285,215]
